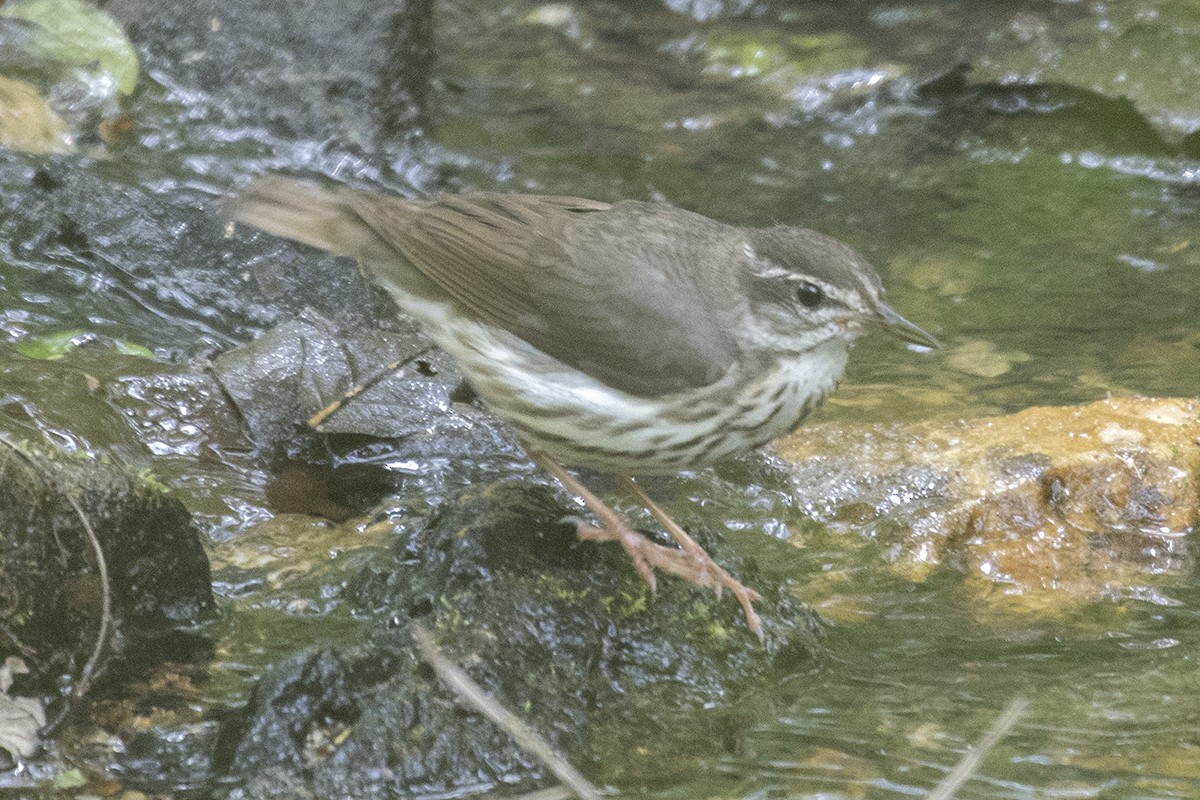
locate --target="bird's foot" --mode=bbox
[568,515,703,593]
[570,515,763,638]
[624,477,764,638]
[532,452,763,638]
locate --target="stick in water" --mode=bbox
[926,695,1030,800]
[411,624,603,800]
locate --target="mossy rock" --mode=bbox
[219,479,822,797]
[0,439,213,688]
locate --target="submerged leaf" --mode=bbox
[0,657,44,761]
[12,330,152,360]
[12,329,91,359]
[0,0,138,95]
[0,74,71,154]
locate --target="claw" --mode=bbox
[572,523,606,541]
[532,451,765,637]
[568,515,660,592]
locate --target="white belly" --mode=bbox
[445,321,849,474]
[373,278,849,474]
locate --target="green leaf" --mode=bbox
[1,0,139,95]
[13,329,91,360]
[112,339,156,359]
[13,331,156,360]
[51,769,87,789]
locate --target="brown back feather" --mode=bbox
[230,180,742,396]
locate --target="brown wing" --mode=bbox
[345,192,743,397]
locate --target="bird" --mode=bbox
[225,178,938,636]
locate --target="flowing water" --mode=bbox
[1,0,1199,796]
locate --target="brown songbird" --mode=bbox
[227,179,937,635]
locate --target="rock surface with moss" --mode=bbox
[0,439,213,689]
[217,480,823,797]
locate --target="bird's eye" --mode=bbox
[795,280,824,309]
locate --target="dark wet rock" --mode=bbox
[777,397,1200,611]
[0,0,447,371]
[1183,127,1200,159]
[0,438,214,690]
[106,0,433,161]
[0,160,382,359]
[216,480,821,797]
[217,643,554,800]
[375,0,437,140]
[211,309,524,485]
[917,66,1175,156]
[117,718,223,792]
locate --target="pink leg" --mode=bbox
[533,453,763,637]
[625,477,763,637]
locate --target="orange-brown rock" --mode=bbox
[777,397,1200,607]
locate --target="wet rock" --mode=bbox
[0,438,214,690]
[956,4,1200,142]
[212,310,471,447]
[217,480,821,797]
[917,67,1176,157]
[0,346,267,531]
[211,310,526,510]
[105,0,428,157]
[116,716,222,791]
[0,158,383,360]
[777,397,1200,609]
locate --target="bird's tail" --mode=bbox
[223,176,382,260]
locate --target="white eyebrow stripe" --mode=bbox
[748,255,793,280]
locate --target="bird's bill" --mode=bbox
[876,303,941,349]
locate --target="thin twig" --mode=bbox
[411,624,604,800]
[307,346,434,429]
[0,438,113,704]
[484,787,573,800]
[63,490,111,701]
[926,695,1029,800]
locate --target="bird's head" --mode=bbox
[738,226,939,356]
